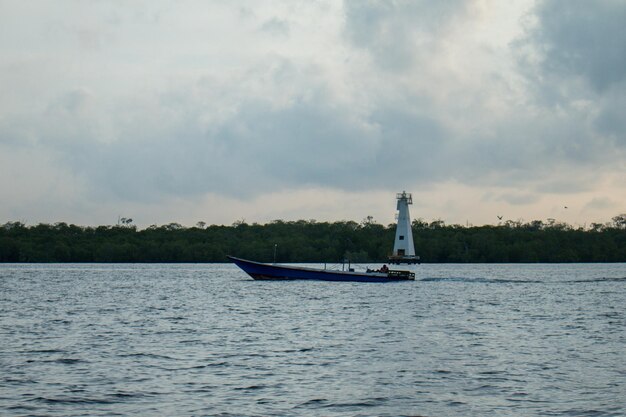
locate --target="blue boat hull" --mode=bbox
[228,256,414,282]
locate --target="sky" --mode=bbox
[1,0,625,228]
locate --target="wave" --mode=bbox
[23,349,65,354]
[118,352,180,360]
[565,277,626,283]
[295,397,389,410]
[233,384,267,391]
[36,358,88,365]
[30,396,119,405]
[54,358,86,364]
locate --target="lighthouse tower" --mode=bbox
[389,191,419,264]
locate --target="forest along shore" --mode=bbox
[1,217,625,263]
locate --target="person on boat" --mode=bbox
[379,264,389,273]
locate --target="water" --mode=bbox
[1,263,625,416]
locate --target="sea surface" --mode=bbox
[1,263,625,416]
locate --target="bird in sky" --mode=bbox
[497,215,503,220]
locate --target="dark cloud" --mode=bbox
[529,0,626,93]
[343,0,468,70]
[593,86,626,142]
[59,93,448,202]
[1,1,624,225]
[259,18,290,36]
[369,107,447,181]
[515,0,626,173]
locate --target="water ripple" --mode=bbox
[1,262,624,416]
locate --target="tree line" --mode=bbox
[1,216,625,263]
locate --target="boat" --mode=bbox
[228,256,415,282]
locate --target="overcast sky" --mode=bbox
[1,0,624,228]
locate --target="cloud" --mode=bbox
[518,0,626,151]
[493,192,541,206]
[583,197,618,211]
[0,1,624,226]
[343,0,468,70]
[528,0,626,93]
[44,87,448,202]
[259,18,290,37]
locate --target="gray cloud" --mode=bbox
[518,0,626,152]
[495,193,541,206]
[0,1,624,225]
[343,0,468,70]
[584,197,618,211]
[594,85,626,142]
[529,0,626,93]
[505,0,626,196]
[259,18,290,37]
[52,90,449,202]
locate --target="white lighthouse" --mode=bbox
[389,191,419,264]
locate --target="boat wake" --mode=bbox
[565,277,626,283]
[421,276,626,284]
[420,277,541,284]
